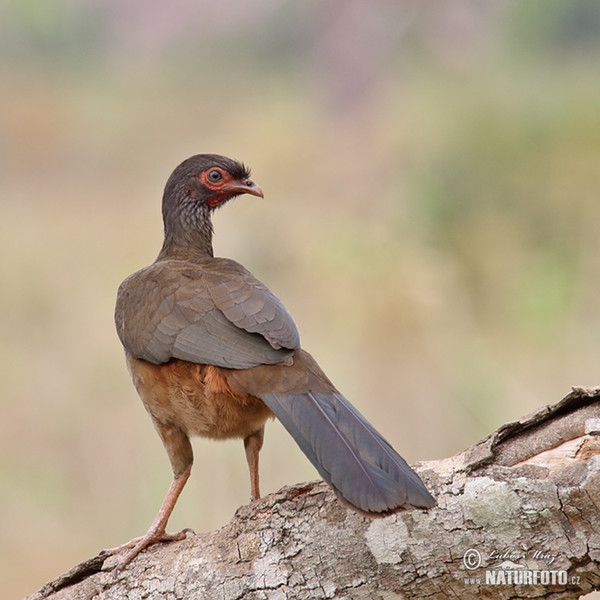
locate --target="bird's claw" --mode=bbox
[102,527,194,573]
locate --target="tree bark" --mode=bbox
[25,387,600,600]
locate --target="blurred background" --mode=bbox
[1,0,599,597]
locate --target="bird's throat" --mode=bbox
[157,204,215,262]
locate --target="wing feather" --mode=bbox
[115,258,300,369]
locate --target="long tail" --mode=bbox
[260,390,435,516]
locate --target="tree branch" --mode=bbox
[24,387,600,600]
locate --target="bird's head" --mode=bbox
[158,154,264,259]
[163,154,263,216]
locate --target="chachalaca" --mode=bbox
[110,154,435,569]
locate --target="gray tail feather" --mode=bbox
[260,391,435,515]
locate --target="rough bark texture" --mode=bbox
[25,387,600,600]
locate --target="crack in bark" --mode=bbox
[23,388,600,600]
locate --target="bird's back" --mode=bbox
[115,257,300,369]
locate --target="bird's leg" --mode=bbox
[244,427,264,501]
[105,467,192,569]
[104,421,194,571]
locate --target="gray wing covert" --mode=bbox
[115,259,300,369]
[204,258,300,351]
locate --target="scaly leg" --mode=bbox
[104,467,193,570]
[244,427,264,501]
[105,421,194,571]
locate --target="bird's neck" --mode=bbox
[156,203,215,262]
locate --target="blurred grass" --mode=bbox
[1,2,600,597]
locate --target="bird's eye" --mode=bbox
[208,169,222,182]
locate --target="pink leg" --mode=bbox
[244,427,264,501]
[105,420,195,571]
[104,466,192,571]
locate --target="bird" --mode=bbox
[109,153,435,570]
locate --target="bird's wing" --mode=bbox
[202,258,300,351]
[115,259,300,369]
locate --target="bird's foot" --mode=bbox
[102,527,194,573]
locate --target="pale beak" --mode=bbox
[225,178,264,198]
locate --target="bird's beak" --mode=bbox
[225,178,264,199]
